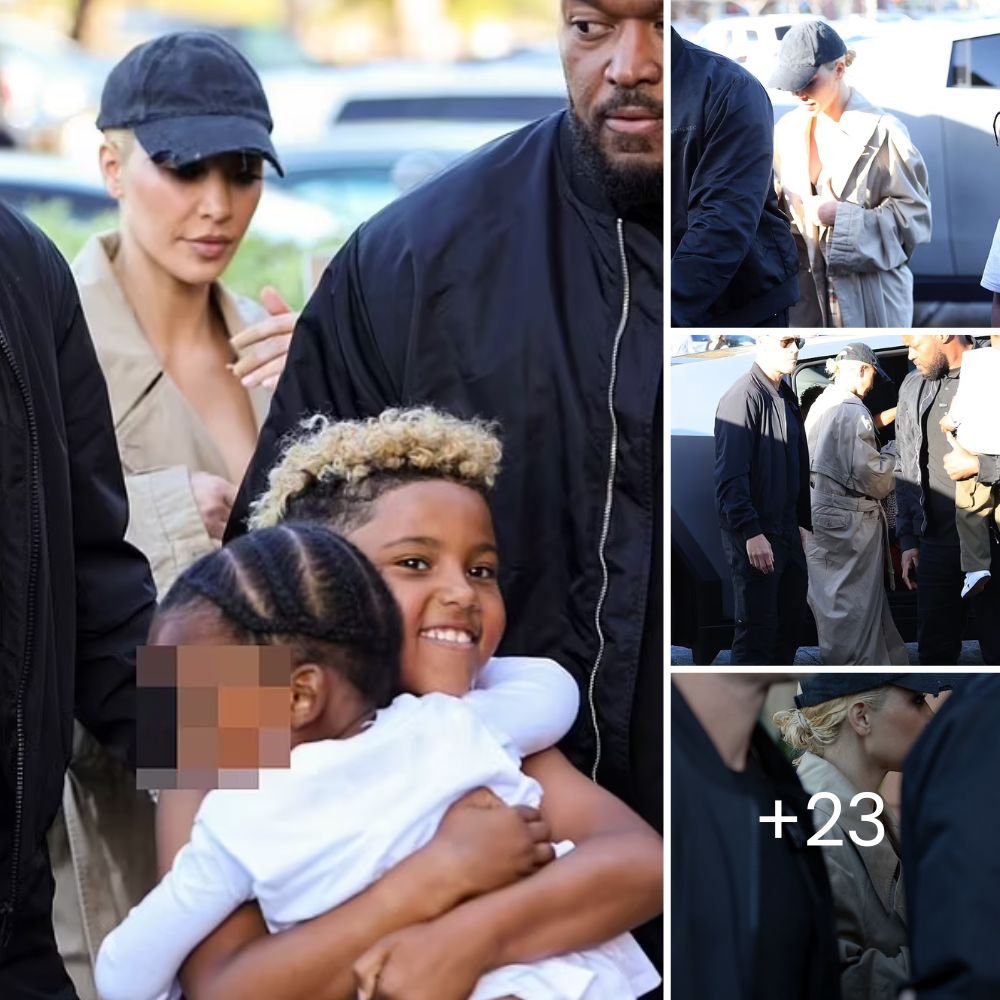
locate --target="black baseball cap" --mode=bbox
[770,21,847,93]
[833,341,891,382]
[795,674,952,708]
[97,31,283,176]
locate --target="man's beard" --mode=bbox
[569,96,663,213]
[922,351,951,380]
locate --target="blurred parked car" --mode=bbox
[671,336,920,664]
[0,16,110,153]
[693,14,819,77]
[767,17,1000,300]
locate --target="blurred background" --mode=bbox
[0,0,569,307]
[672,2,1000,325]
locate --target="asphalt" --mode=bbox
[670,642,985,665]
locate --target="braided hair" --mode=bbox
[156,523,402,707]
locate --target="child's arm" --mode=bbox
[96,817,252,1000]
[464,656,580,756]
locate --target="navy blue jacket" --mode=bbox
[671,30,799,327]
[902,674,1000,998]
[0,204,154,960]
[714,363,812,541]
[672,685,840,1000]
[894,365,1000,553]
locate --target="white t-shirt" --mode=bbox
[948,346,1000,456]
[95,659,659,1000]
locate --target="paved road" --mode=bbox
[670,642,985,666]
[915,302,991,326]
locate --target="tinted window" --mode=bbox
[335,95,566,124]
[948,34,1000,87]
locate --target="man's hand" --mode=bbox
[423,787,553,904]
[816,200,838,226]
[939,413,958,434]
[901,547,919,591]
[355,920,484,1000]
[944,432,980,482]
[189,472,236,540]
[228,286,297,390]
[746,533,775,574]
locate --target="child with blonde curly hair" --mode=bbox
[151,407,663,1000]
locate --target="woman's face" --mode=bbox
[347,481,507,698]
[106,142,262,285]
[864,686,934,771]
[792,62,844,117]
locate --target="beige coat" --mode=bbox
[804,385,907,665]
[48,232,270,999]
[774,90,931,327]
[796,753,910,1000]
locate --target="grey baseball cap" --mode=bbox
[769,21,847,93]
[834,342,891,382]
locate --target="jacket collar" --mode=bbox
[795,752,905,919]
[73,232,270,427]
[751,362,793,403]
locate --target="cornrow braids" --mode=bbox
[248,407,503,533]
[156,524,402,707]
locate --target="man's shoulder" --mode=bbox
[0,200,56,278]
[718,367,764,410]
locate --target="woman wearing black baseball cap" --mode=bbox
[50,32,299,999]
[803,341,906,666]
[774,674,949,1000]
[770,21,931,327]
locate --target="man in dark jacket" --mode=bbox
[672,674,841,1000]
[895,335,1000,664]
[229,0,663,970]
[900,673,1000,999]
[0,204,155,996]
[671,29,799,327]
[714,335,811,664]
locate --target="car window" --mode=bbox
[948,34,1000,87]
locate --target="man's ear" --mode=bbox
[99,140,126,200]
[290,664,326,730]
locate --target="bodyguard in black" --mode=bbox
[901,674,1000,998]
[671,29,799,327]
[0,203,155,996]
[714,335,811,664]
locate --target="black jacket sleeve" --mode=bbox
[714,384,763,540]
[671,74,779,327]
[226,230,404,538]
[51,244,155,770]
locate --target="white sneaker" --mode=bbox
[961,570,992,599]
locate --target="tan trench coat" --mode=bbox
[796,753,910,1000]
[49,232,271,999]
[804,385,908,665]
[774,90,931,327]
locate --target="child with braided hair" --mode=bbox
[95,523,659,1000]
[150,407,663,1000]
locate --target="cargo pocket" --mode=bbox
[812,510,851,532]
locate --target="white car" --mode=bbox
[693,14,821,79]
[768,17,1000,299]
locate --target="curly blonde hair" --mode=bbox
[773,687,888,759]
[249,407,502,532]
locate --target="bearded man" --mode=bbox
[228,1,664,971]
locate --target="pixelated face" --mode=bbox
[137,610,292,790]
[864,686,934,772]
[347,481,506,697]
[559,0,663,172]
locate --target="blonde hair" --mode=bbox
[249,406,502,532]
[823,356,866,381]
[102,128,136,160]
[824,49,856,71]
[773,687,888,758]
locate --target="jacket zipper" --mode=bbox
[0,322,41,951]
[587,218,630,782]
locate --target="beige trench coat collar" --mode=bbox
[796,752,905,919]
[73,232,271,434]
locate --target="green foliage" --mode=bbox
[21,199,341,311]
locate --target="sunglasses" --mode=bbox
[779,337,805,350]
